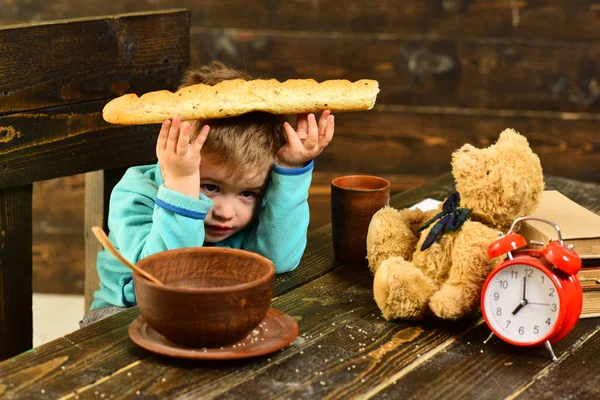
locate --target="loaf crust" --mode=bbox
[102,78,379,124]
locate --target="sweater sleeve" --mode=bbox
[242,161,313,273]
[92,167,213,308]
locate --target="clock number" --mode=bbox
[545,318,551,326]
[549,288,555,297]
[541,275,545,284]
[533,325,539,334]
[510,271,518,279]
[525,269,533,278]
[493,292,499,301]
[499,280,508,289]
[505,320,511,329]
[496,307,502,316]
[551,303,557,312]
[518,326,524,335]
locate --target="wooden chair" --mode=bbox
[0,9,191,361]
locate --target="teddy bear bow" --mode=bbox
[417,192,472,251]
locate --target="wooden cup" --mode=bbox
[331,175,390,268]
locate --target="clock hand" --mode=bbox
[512,298,528,315]
[528,302,550,306]
[513,276,529,315]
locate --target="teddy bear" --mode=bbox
[366,128,544,320]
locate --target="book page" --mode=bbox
[524,190,600,241]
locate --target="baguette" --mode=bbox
[102,78,379,125]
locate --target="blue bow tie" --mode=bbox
[417,192,471,251]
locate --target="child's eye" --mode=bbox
[201,184,219,193]
[240,191,256,199]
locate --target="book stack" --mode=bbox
[517,190,600,319]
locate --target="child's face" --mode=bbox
[200,154,270,242]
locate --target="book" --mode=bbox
[517,190,600,260]
[579,267,600,319]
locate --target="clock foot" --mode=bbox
[483,331,495,344]
[544,340,558,361]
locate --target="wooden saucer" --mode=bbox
[128,308,298,360]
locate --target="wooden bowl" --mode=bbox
[134,247,275,348]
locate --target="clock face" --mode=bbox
[482,263,561,344]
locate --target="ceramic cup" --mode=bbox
[331,175,391,268]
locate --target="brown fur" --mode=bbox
[368,129,545,320]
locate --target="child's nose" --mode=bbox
[212,201,235,220]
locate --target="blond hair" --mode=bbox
[179,62,286,177]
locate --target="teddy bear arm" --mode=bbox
[399,207,440,236]
[428,226,501,319]
[366,207,426,273]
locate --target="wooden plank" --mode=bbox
[0,100,158,189]
[313,108,600,183]
[509,322,600,399]
[32,175,85,294]
[0,307,148,398]
[32,232,83,294]
[0,9,190,114]
[2,1,600,40]
[190,29,600,112]
[32,175,85,233]
[369,318,600,399]
[0,184,33,361]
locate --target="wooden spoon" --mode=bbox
[91,226,165,286]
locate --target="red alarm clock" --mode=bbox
[481,216,582,361]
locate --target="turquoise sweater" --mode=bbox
[91,161,313,309]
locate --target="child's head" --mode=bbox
[179,62,286,242]
[179,62,286,178]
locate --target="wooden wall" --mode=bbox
[2,1,599,294]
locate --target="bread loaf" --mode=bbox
[102,78,379,125]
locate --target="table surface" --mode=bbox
[1,174,600,400]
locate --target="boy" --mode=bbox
[81,62,335,326]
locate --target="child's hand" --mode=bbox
[156,115,209,198]
[277,110,335,169]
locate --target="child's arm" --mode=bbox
[242,162,313,273]
[243,111,335,273]
[113,116,211,259]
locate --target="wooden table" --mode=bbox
[1,174,599,400]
